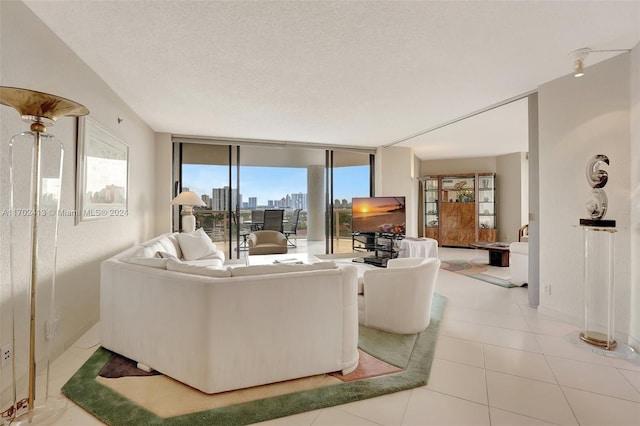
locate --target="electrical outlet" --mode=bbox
[1,344,11,368]
[544,284,552,295]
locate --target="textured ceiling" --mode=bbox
[23,0,640,159]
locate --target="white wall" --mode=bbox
[538,52,634,344]
[0,0,157,368]
[376,146,417,237]
[420,156,496,175]
[630,43,640,348]
[496,152,528,242]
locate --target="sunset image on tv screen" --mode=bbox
[352,196,406,234]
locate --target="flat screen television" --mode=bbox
[351,196,406,235]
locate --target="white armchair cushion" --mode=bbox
[386,257,425,268]
[177,228,218,260]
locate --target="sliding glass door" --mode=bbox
[238,145,320,254]
[177,143,237,257]
[326,150,374,254]
[174,140,374,258]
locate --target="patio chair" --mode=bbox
[262,209,284,232]
[284,208,302,247]
[250,209,264,231]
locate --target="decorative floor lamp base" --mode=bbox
[8,396,67,426]
[579,331,617,350]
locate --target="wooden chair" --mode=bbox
[518,224,529,242]
[262,209,284,233]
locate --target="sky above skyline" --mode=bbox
[182,164,370,205]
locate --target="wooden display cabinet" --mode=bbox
[422,173,497,247]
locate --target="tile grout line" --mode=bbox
[557,383,640,405]
[542,348,581,425]
[398,388,413,426]
[490,406,564,426]
[481,342,493,425]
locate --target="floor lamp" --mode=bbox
[0,87,88,424]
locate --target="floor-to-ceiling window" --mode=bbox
[176,143,236,257]
[238,144,316,256]
[174,138,374,257]
[326,150,374,254]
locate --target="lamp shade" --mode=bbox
[171,190,206,207]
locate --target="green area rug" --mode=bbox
[441,259,517,288]
[62,294,445,426]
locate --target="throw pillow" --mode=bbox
[155,251,178,260]
[156,236,181,259]
[166,259,231,278]
[177,229,217,261]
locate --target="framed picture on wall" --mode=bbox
[76,116,129,223]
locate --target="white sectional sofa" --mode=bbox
[100,232,359,394]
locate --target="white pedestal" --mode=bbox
[580,223,617,350]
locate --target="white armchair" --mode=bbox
[357,257,441,334]
[509,242,528,285]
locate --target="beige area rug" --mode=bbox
[95,349,402,419]
[97,373,341,419]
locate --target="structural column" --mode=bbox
[307,165,325,241]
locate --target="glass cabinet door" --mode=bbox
[424,177,439,229]
[477,173,497,242]
[477,174,495,230]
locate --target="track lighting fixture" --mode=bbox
[568,47,632,78]
[569,48,591,77]
[574,58,585,77]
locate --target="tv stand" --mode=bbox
[363,255,389,267]
[352,232,403,268]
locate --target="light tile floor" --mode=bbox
[50,247,640,425]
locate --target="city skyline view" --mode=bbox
[183,164,370,207]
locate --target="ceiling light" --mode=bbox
[574,58,585,77]
[569,48,591,78]
[568,47,633,78]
